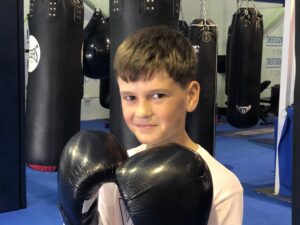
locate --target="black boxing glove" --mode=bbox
[57,130,128,225]
[116,143,213,225]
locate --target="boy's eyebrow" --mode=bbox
[119,91,134,96]
[147,89,171,93]
[120,89,171,95]
[120,88,170,94]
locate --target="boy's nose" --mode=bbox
[136,100,152,118]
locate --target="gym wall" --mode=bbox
[23,0,285,118]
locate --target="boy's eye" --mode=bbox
[124,95,136,101]
[152,93,166,99]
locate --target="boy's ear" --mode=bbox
[186,81,200,112]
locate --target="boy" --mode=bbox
[98,25,243,225]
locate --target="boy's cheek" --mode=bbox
[120,102,129,115]
[122,110,132,124]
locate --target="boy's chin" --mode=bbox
[136,138,166,149]
[135,137,159,147]
[133,131,169,147]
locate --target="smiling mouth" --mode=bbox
[134,124,158,131]
[136,124,156,128]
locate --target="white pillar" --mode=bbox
[274,0,295,195]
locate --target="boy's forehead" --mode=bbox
[117,71,179,90]
[134,69,172,82]
[119,70,172,83]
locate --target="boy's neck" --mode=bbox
[145,135,199,152]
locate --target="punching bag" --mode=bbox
[83,9,110,79]
[109,0,180,149]
[178,20,189,37]
[226,6,263,128]
[293,1,300,224]
[26,0,84,171]
[187,19,217,156]
[225,13,237,95]
[0,0,26,212]
[99,76,110,109]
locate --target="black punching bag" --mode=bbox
[99,76,110,109]
[83,9,110,79]
[226,7,263,128]
[0,0,26,212]
[187,19,217,155]
[26,0,84,171]
[225,12,237,95]
[293,1,300,224]
[109,0,180,149]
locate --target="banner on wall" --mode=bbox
[260,7,284,98]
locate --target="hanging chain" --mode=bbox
[246,0,250,8]
[95,0,101,11]
[179,0,185,21]
[191,0,217,28]
[199,0,209,25]
[237,0,254,8]
[237,0,243,10]
[237,0,256,11]
[251,0,256,9]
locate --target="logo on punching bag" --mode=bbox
[28,35,41,73]
[236,105,251,115]
[192,45,200,53]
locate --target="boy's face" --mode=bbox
[117,70,200,148]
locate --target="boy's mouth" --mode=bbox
[136,124,156,127]
[135,124,157,131]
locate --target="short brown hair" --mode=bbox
[113,25,197,88]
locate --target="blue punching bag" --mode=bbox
[25,0,84,171]
[109,0,180,149]
[226,5,263,128]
